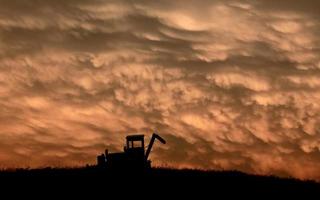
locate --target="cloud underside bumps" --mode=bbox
[1,0,320,180]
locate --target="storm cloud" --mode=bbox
[0,0,320,180]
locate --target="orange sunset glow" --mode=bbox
[0,0,320,181]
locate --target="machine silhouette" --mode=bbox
[97,133,166,171]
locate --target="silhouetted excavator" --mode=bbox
[97,133,166,170]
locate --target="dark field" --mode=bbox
[0,167,319,197]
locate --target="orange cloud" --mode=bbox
[0,0,320,181]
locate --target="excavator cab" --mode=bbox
[125,135,145,163]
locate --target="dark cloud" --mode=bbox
[252,0,320,15]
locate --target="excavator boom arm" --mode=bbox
[145,133,166,160]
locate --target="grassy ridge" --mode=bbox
[0,167,319,196]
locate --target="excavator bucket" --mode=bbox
[154,133,166,144]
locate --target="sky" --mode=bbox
[0,0,320,180]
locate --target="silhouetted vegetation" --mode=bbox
[0,166,318,197]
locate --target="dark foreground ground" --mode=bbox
[0,167,319,197]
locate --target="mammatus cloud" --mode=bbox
[0,0,320,180]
